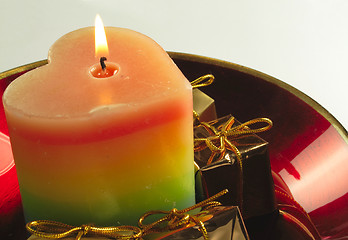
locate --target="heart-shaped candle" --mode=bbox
[2,16,194,226]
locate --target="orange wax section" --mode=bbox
[2,27,194,226]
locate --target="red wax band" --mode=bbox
[5,97,190,144]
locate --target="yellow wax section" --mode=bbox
[3,27,194,226]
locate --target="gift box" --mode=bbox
[144,206,249,240]
[192,88,217,125]
[191,74,217,125]
[194,115,277,219]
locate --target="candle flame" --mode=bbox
[95,14,109,58]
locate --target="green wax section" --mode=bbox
[21,171,194,226]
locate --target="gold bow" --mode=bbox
[194,116,273,166]
[138,189,228,240]
[26,190,228,240]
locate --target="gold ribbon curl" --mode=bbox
[191,74,215,122]
[191,74,215,89]
[26,189,228,240]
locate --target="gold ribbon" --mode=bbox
[138,189,228,240]
[194,116,273,166]
[191,74,215,122]
[191,74,215,89]
[26,221,142,240]
[26,189,228,240]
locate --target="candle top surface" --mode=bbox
[3,27,191,119]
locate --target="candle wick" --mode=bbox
[100,57,107,71]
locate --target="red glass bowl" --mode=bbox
[0,53,347,239]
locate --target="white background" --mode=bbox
[1,0,347,130]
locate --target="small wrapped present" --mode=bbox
[194,115,277,219]
[26,190,249,240]
[151,206,249,240]
[191,74,217,125]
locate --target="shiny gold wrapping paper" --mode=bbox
[192,89,217,125]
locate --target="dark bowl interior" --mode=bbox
[0,52,347,239]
